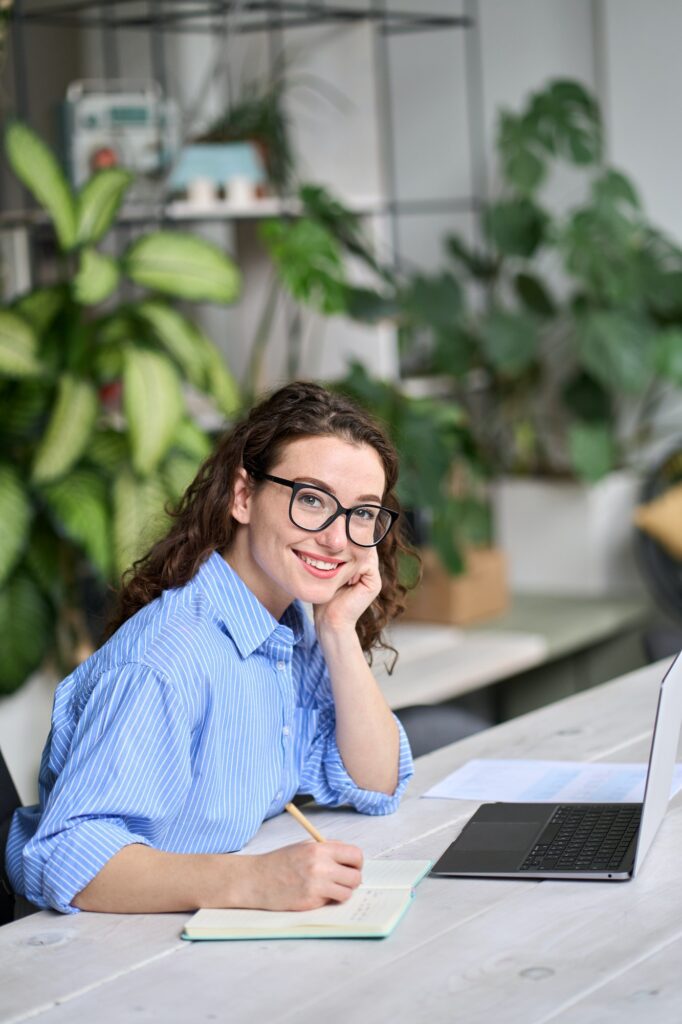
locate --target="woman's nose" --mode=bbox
[317,514,348,549]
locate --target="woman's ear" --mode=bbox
[231,468,254,525]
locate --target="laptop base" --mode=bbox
[430,802,637,882]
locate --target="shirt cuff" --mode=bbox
[35,819,152,914]
[320,714,414,815]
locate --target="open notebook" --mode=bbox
[182,859,431,941]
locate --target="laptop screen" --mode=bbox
[633,652,682,875]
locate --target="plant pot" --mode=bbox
[403,547,509,626]
[492,471,642,595]
[0,668,56,805]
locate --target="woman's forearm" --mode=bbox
[71,838,364,914]
[72,843,257,913]
[318,626,400,795]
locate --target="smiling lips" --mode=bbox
[294,550,346,579]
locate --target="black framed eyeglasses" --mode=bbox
[254,473,399,547]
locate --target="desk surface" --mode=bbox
[378,592,649,708]
[5,658,681,1024]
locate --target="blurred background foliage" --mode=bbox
[0,122,241,693]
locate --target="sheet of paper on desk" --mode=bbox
[423,758,682,803]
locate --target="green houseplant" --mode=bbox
[398,79,682,483]
[0,122,242,693]
[254,187,492,582]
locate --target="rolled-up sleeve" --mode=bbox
[298,705,414,814]
[15,664,191,914]
[296,629,414,814]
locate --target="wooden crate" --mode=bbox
[403,547,508,626]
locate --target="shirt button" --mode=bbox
[276,661,286,671]
[282,725,290,737]
[276,790,283,801]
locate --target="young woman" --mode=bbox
[6,382,415,915]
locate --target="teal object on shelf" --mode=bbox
[168,143,265,188]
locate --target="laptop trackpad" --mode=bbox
[455,821,540,852]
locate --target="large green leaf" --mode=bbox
[479,310,539,375]
[401,273,462,330]
[261,218,347,314]
[199,339,241,417]
[0,464,32,586]
[343,286,400,324]
[0,569,54,694]
[77,168,133,245]
[123,348,184,475]
[32,375,99,484]
[577,311,656,394]
[172,418,213,461]
[497,111,546,194]
[41,470,111,578]
[112,468,169,577]
[527,79,602,165]
[484,199,548,258]
[431,502,465,575]
[657,328,682,385]
[0,311,42,378]
[432,326,477,376]
[134,302,207,388]
[2,379,52,444]
[123,232,241,304]
[445,235,498,280]
[514,273,557,316]
[591,169,640,211]
[162,450,202,502]
[568,422,616,482]
[5,121,77,251]
[13,286,65,334]
[73,248,120,306]
[86,429,130,473]
[562,371,612,423]
[24,518,63,603]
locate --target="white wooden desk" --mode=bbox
[379,593,650,718]
[4,659,680,1024]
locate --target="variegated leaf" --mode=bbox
[0,463,32,586]
[123,348,184,476]
[32,375,99,484]
[41,469,111,578]
[5,121,77,251]
[112,468,169,578]
[123,231,241,304]
[0,311,42,379]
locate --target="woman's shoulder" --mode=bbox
[101,582,237,684]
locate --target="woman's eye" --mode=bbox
[354,507,377,522]
[298,492,323,508]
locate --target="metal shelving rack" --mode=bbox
[7,0,485,268]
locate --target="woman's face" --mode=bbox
[227,435,387,618]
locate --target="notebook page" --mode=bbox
[187,888,409,933]
[360,859,431,889]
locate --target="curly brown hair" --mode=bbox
[104,381,416,662]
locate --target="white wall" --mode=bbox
[600,0,682,244]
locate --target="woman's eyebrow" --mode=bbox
[294,476,383,503]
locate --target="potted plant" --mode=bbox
[0,122,241,792]
[380,80,682,595]
[254,194,506,623]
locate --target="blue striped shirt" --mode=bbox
[6,551,413,914]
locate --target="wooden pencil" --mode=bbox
[284,802,326,843]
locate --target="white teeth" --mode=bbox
[299,554,339,571]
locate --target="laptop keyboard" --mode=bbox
[520,804,642,873]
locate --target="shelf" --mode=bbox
[0,193,481,232]
[11,1,472,35]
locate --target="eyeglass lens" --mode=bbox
[290,486,392,545]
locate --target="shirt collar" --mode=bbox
[194,551,305,657]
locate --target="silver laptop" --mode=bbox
[431,653,682,882]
